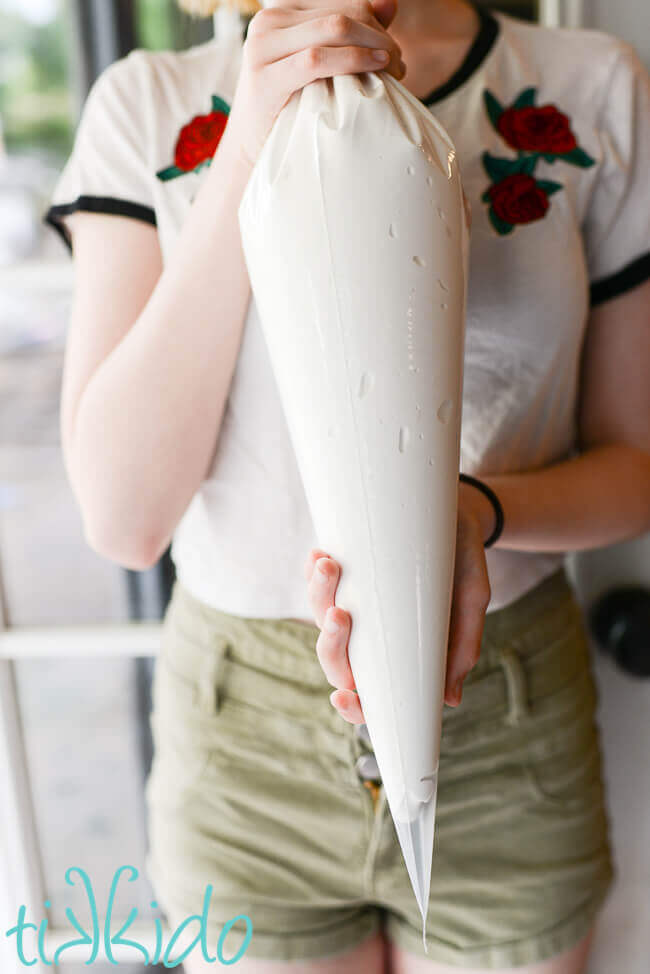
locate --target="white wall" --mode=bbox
[582,0,650,65]
[552,4,650,972]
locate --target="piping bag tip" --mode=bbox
[392,772,438,958]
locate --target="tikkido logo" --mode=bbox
[5,865,253,967]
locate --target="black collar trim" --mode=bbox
[420,5,500,107]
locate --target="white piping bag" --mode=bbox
[238,53,469,952]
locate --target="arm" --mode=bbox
[304,279,650,720]
[476,278,650,553]
[64,1,405,571]
[62,127,253,570]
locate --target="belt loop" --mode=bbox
[498,646,529,726]
[197,636,230,715]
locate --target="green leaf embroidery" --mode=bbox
[482,151,518,183]
[559,146,596,168]
[512,87,537,109]
[211,94,231,115]
[517,153,539,175]
[536,179,564,196]
[488,207,514,235]
[156,165,184,181]
[156,160,212,181]
[483,90,504,128]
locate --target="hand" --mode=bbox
[303,482,494,723]
[224,0,405,169]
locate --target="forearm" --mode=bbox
[478,443,650,553]
[71,130,253,566]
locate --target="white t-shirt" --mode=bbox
[46,6,650,618]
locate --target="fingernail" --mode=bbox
[373,49,389,62]
[316,559,329,582]
[454,678,463,701]
[323,611,340,634]
[331,694,350,714]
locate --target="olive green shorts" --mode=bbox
[144,566,615,968]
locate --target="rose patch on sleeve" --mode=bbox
[157,95,230,181]
[481,87,595,235]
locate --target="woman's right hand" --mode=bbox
[225,0,405,170]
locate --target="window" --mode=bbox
[0,4,199,972]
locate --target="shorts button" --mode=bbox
[355,753,381,782]
[354,723,372,748]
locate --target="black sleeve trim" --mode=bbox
[44,195,157,254]
[590,251,650,305]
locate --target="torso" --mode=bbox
[126,8,648,618]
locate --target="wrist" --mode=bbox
[459,473,504,548]
[460,481,495,543]
[219,121,256,176]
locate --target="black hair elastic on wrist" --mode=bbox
[459,473,504,548]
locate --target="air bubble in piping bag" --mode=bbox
[237,35,469,955]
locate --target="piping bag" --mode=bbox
[237,16,469,953]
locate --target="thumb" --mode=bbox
[369,0,399,29]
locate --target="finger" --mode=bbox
[251,4,392,44]
[445,590,486,706]
[315,606,356,689]
[330,688,365,724]
[307,556,340,629]
[444,530,490,706]
[271,22,401,80]
[250,6,403,80]
[289,45,396,89]
[462,190,472,230]
[368,0,399,29]
[304,547,333,582]
[268,0,397,29]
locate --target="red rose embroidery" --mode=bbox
[488,173,550,225]
[174,110,228,171]
[496,105,578,154]
[481,87,594,235]
[157,96,231,182]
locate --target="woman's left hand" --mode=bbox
[304,480,494,723]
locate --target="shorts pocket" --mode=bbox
[522,736,606,811]
[203,693,354,789]
[147,655,215,810]
[518,667,606,812]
